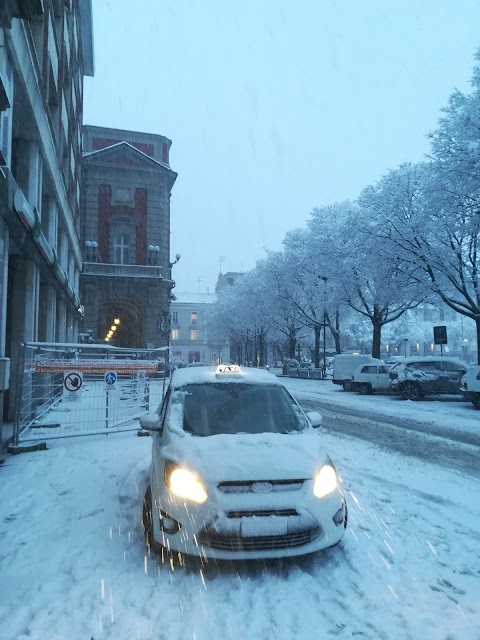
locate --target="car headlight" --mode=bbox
[313,464,338,498]
[165,463,208,503]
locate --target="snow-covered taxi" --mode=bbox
[140,364,347,561]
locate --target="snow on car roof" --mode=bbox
[170,365,282,389]
[400,356,470,366]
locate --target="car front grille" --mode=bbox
[197,526,321,552]
[217,479,304,494]
[226,509,298,518]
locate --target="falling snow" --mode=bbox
[0,380,479,639]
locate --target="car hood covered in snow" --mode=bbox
[161,431,328,482]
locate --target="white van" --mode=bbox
[332,354,382,391]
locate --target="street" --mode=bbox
[1,381,479,640]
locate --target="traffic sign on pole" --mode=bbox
[104,370,117,387]
[63,371,83,401]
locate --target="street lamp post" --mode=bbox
[321,276,328,378]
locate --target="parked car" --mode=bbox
[140,364,347,562]
[332,354,384,391]
[389,357,470,400]
[383,356,406,365]
[460,365,480,409]
[351,362,393,394]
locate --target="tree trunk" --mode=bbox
[236,342,242,365]
[372,319,382,360]
[289,335,296,358]
[314,325,320,368]
[476,317,480,365]
[259,335,265,367]
[326,310,342,354]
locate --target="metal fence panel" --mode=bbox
[14,342,167,443]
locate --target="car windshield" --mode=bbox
[175,383,308,436]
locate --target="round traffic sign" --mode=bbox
[104,370,117,386]
[64,371,83,393]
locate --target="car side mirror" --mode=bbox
[306,411,322,428]
[139,414,163,432]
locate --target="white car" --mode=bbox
[140,364,347,562]
[460,365,480,409]
[351,362,392,394]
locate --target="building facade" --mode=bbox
[170,292,230,365]
[215,271,244,293]
[80,125,177,348]
[0,0,94,428]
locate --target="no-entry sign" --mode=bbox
[63,370,83,401]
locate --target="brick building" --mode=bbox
[80,125,177,348]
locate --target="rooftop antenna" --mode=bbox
[220,256,225,274]
[198,276,202,293]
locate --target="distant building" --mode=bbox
[0,0,94,426]
[80,125,177,348]
[170,292,230,365]
[215,271,244,293]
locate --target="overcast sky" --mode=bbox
[83,0,480,293]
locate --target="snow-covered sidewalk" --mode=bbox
[1,417,479,639]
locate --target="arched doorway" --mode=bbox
[99,298,145,348]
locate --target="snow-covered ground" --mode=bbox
[282,377,480,437]
[1,379,479,639]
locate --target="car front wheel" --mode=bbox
[142,486,163,555]
[472,394,480,410]
[342,380,353,392]
[358,383,372,395]
[401,381,424,401]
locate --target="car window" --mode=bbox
[174,383,309,436]
[362,366,377,374]
[439,362,465,372]
[379,366,389,374]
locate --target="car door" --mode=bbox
[438,361,467,393]
[377,365,391,391]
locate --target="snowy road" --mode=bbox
[284,378,480,479]
[1,384,480,640]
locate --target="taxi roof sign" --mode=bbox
[216,364,242,376]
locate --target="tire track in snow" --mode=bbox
[299,400,480,479]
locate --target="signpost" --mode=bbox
[433,325,448,356]
[104,370,117,429]
[63,370,83,402]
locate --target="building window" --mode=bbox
[191,311,197,325]
[171,329,179,340]
[112,187,132,205]
[190,329,197,341]
[188,351,201,364]
[114,235,130,264]
[172,311,178,324]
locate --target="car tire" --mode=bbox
[358,383,372,395]
[342,380,353,392]
[401,381,424,401]
[142,485,164,556]
[472,394,480,410]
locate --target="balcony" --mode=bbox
[82,262,163,279]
